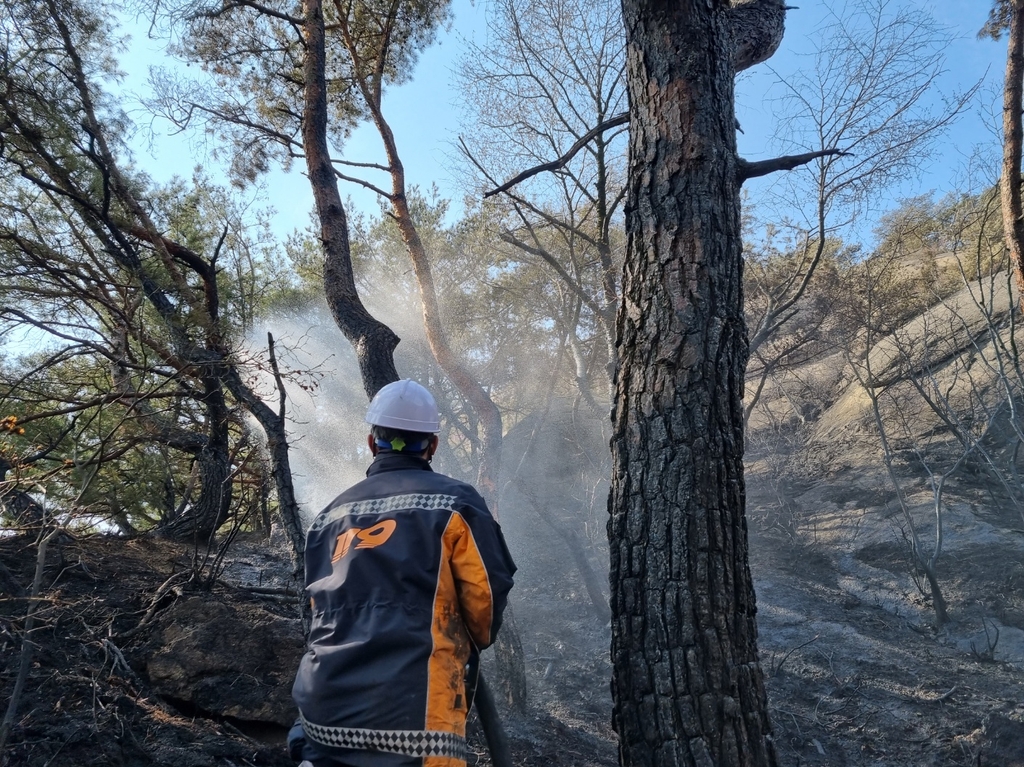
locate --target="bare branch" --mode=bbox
[194,0,303,26]
[482,111,628,198]
[459,138,604,250]
[332,157,392,173]
[333,169,395,200]
[268,332,287,421]
[738,148,852,182]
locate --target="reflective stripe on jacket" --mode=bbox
[292,452,516,767]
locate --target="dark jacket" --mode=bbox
[292,452,516,767]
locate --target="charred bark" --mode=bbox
[491,606,528,713]
[921,562,949,628]
[608,2,778,766]
[222,358,306,578]
[157,447,232,543]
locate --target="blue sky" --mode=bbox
[120,0,491,233]
[121,0,1007,247]
[736,0,1006,244]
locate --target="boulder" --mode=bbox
[139,595,304,726]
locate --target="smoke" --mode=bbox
[246,303,371,522]
[247,296,481,521]
[245,209,616,626]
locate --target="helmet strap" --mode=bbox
[374,437,429,453]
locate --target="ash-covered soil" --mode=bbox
[4,453,1024,767]
[746,453,1024,767]
[753,528,1024,766]
[0,534,301,767]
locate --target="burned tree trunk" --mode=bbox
[224,352,306,577]
[157,447,232,543]
[608,1,778,766]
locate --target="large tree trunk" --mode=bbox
[157,447,232,543]
[608,2,778,766]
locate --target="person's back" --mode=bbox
[290,380,516,767]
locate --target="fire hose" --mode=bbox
[465,654,512,767]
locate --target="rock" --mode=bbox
[139,595,304,726]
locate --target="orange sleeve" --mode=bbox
[446,512,496,647]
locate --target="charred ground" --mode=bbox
[4,449,1024,767]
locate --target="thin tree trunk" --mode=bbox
[301,0,400,397]
[384,140,504,504]
[609,2,778,765]
[0,527,58,757]
[157,448,231,543]
[217,334,311,629]
[345,22,529,707]
[153,364,233,544]
[1002,0,1024,310]
[388,170,531,712]
[222,360,305,572]
[517,480,610,622]
[922,565,949,627]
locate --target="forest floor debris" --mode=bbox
[4,457,1024,766]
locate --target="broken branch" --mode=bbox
[738,148,852,182]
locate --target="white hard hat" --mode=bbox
[365,379,441,433]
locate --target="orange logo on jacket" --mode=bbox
[331,520,397,562]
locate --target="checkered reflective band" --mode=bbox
[309,493,458,533]
[300,715,467,759]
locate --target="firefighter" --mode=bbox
[289,379,516,767]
